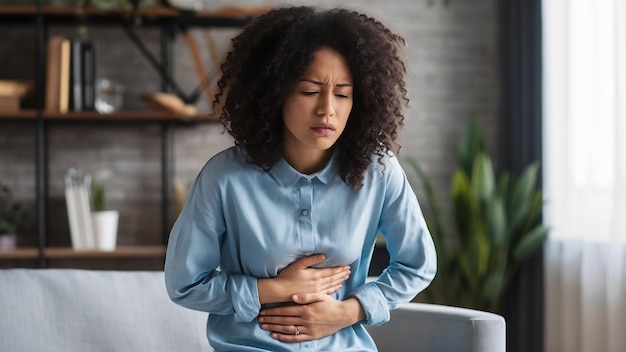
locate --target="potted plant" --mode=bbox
[407,120,549,314]
[0,182,24,251]
[91,182,119,251]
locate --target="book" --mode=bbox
[58,37,71,113]
[70,38,83,112]
[45,35,64,112]
[81,40,97,110]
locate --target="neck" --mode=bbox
[283,147,333,175]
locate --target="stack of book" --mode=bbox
[46,35,97,113]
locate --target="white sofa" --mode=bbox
[0,269,505,351]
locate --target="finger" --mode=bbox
[260,323,300,335]
[292,254,327,269]
[312,271,349,294]
[258,314,300,325]
[312,265,350,279]
[292,292,326,304]
[270,331,309,342]
[325,268,351,284]
[260,304,303,317]
[325,281,343,295]
[268,325,309,342]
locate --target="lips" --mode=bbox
[311,124,335,136]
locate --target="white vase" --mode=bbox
[91,210,119,251]
[0,234,16,251]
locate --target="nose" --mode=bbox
[315,92,335,117]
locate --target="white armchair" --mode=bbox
[367,302,506,352]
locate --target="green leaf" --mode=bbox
[524,190,545,230]
[512,225,549,261]
[487,195,507,247]
[482,269,506,302]
[496,173,510,200]
[508,163,539,232]
[474,228,491,277]
[92,183,106,212]
[406,158,448,255]
[452,170,473,244]
[457,225,491,280]
[458,250,473,283]
[458,119,486,176]
[471,153,495,202]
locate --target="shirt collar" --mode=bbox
[269,150,339,187]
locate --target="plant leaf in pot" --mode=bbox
[0,182,23,250]
[407,119,549,314]
[91,182,119,251]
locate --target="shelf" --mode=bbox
[0,248,39,260]
[44,245,166,259]
[0,110,219,122]
[0,110,37,119]
[44,110,219,122]
[0,3,244,270]
[0,245,166,260]
[0,5,270,27]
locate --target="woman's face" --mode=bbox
[282,47,353,170]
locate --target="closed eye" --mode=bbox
[301,91,319,96]
[335,94,349,98]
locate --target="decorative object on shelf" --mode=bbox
[0,80,34,112]
[0,182,24,251]
[95,78,124,114]
[65,168,95,250]
[90,182,119,251]
[163,1,273,18]
[173,179,190,218]
[144,92,197,116]
[408,119,549,314]
[51,0,159,11]
[163,0,211,11]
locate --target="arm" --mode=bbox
[350,155,437,326]
[164,172,255,320]
[165,163,350,323]
[259,155,437,339]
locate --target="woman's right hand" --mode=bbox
[257,255,350,304]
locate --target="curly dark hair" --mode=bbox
[215,6,409,189]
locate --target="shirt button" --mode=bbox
[305,344,311,349]
[301,209,309,216]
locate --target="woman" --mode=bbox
[165,6,436,351]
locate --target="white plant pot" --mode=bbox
[91,210,119,251]
[0,234,16,251]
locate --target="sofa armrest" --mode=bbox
[365,302,506,352]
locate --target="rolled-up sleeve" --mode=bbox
[351,156,437,326]
[164,162,261,323]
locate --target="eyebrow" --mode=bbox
[298,79,353,87]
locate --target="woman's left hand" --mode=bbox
[258,293,365,342]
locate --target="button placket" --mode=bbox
[298,178,315,251]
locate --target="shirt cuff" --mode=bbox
[229,274,261,323]
[351,283,390,326]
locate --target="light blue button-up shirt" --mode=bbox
[165,145,436,351]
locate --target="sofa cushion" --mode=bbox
[0,269,209,352]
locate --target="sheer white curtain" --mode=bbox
[543,0,626,351]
